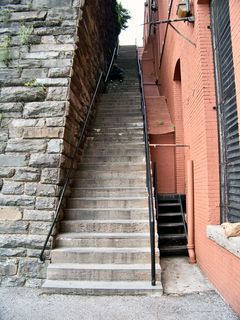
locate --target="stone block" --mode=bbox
[47,139,62,153]
[0,103,23,113]
[41,35,56,44]
[30,44,74,52]
[0,195,35,207]
[35,197,57,210]
[1,182,24,195]
[41,58,72,68]
[0,87,46,103]
[8,128,24,139]
[29,153,60,167]
[0,221,29,234]
[21,68,48,79]
[25,278,43,288]
[6,139,47,152]
[0,259,18,276]
[23,101,65,118]
[23,209,54,221]
[0,234,48,249]
[32,0,72,8]
[56,34,75,44]
[10,11,47,22]
[0,155,28,167]
[14,168,40,182]
[36,78,69,86]
[46,117,65,127]
[0,130,8,141]
[0,168,15,178]
[46,87,68,101]
[28,221,53,235]
[23,127,64,139]
[19,258,46,278]
[0,206,22,220]
[0,69,20,81]
[21,51,59,59]
[1,276,25,287]
[41,168,59,183]
[72,0,85,8]
[25,183,38,196]
[0,248,27,257]
[48,67,71,78]
[11,119,37,127]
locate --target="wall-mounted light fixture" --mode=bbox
[176,0,191,18]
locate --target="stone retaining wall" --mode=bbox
[0,0,118,286]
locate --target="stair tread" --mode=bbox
[62,219,149,223]
[158,212,182,217]
[158,203,180,206]
[43,280,163,291]
[53,247,152,253]
[57,232,151,238]
[159,233,186,239]
[160,245,188,250]
[158,222,184,227]
[68,197,148,200]
[48,263,161,270]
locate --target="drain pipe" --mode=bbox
[187,160,196,264]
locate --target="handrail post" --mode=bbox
[136,47,156,286]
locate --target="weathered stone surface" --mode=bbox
[10,11,47,22]
[23,209,54,221]
[8,127,24,139]
[0,103,23,113]
[29,154,60,167]
[29,221,53,235]
[19,258,47,278]
[0,206,22,220]
[25,278,43,288]
[46,86,68,101]
[31,44,74,52]
[1,276,25,287]
[21,51,59,59]
[46,117,65,127]
[41,35,56,44]
[0,195,34,207]
[0,155,28,167]
[41,168,59,183]
[11,119,37,127]
[48,139,62,153]
[0,259,18,276]
[0,234,48,249]
[48,67,71,78]
[6,139,47,152]
[14,168,40,182]
[0,168,15,178]
[21,68,48,79]
[1,183,24,195]
[23,127,64,139]
[41,58,72,68]
[0,221,29,234]
[23,101,65,118]
[35,197,57,210]
[0,87,46,103]
[36,78,69,86]
[0,248,27,257]
[0,69,20,81]
[0,141,7,153]
[72,0,85,8]
[32,0,72,8]
[57,34,75,44]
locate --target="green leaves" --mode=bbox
[115,2,131,34]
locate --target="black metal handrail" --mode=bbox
[39,45,118,262]
[178,194,188,240]
[153,162,159,220]
[136,48,156,286]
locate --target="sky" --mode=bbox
[118,0,146,47]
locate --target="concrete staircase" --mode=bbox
[42,46,162,295]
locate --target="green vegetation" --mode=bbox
[19,24,33,45]
[115,1,131,34]
[0,35,11,66]
[0,9,12,23]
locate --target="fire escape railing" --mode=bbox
[136,48,156,286]
[39,44,118,262]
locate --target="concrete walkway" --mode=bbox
[0,257,239,320]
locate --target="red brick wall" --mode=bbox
[143,0,240,315]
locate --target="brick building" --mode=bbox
[141,0,240,314]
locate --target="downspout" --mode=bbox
[187,160,196,263]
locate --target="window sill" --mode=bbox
[207,225,240,258]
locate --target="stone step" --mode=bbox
[81,155,146,163]
[95,116,143,122]
[47,263,161,282]
[55,232,150,247]
[64,208,149,220]
[67,197,148,208]
[84,147,145,156]
[86,141,144,148]
[70,187,147,197]
[97,105,141,110]
[51,247,153,264]
[87,122,143,128]
[42,280,163,296]
[71,178,146,188]
[74,170,146,179]
[96,110,142,116]
[60,220,149,233]
[86,136,143,142]
[90,127,143,133]
[77,163,146,171]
